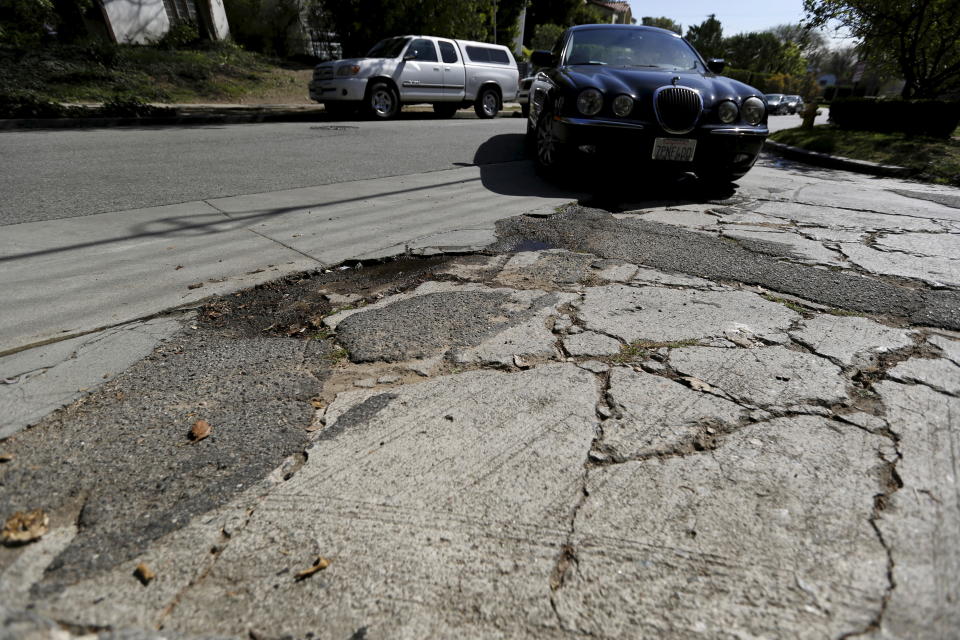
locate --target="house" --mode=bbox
[94,0,229,44]
[586,0,634,25]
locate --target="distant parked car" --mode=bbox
[783,95,803,114]
[309,36,519,120]
[765,93,787,114]
[526,24,768,184]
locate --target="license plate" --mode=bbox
[652,138,697,162]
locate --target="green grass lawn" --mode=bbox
[0,42,314,105]
[771,124,960,187]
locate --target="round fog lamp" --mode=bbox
[612,94,634,117]
[742,96,765,125]
[577,89,603,116]
[718,100,739,123]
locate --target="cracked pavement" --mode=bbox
[2,161,960,639]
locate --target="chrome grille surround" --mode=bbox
[653,86,703,135]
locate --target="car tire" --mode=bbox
[433,103,459,118]
[520,103,530,118]
[533,108,570,176]
[365,82,400,120]
[474,86,500,119]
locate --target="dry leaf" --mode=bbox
[174,265,184,270]
[310,398,325,409]
[305,423,322,432]
[2,509,49,545]
[294,556,331,581]
[682,377,713,392]
[187,283,204,290]
[0,453,13,463]
[513,355,531,369]
[134,563,156,585]
[189,419,211,442]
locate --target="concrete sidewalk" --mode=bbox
[2,138,960,639]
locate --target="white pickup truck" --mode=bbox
[309,36,519,120]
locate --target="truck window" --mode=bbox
[439,41,458,63]
[407,39,438,62]
[366,37,410,58]
[466,46,510,65]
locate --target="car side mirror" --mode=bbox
[403,52,416,61]
[707,58,726,74]
[530,50,554,67]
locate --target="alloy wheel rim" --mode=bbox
[537,116,556,166]
[372,90,393,116]
[482,92,497,116]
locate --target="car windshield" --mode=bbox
[563,28,703,71]
[766,94,783,102]
[366,37,411,58]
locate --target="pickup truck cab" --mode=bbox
[309,36,519,120]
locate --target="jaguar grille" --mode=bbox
[654,86,702,134]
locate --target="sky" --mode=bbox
[626,0,850,42]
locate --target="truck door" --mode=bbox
[438,40,465,100]
[398,38,443,101]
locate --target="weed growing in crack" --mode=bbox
[612,338,699,364]
[762,293,808,315]
[326,347,349,365]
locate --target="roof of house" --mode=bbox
[587,0,632,13]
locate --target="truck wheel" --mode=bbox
[433,103,458,118]
[474,87,500,119]
[366,82,399,120]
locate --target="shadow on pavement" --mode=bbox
[474,133,741,211]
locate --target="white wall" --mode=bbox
[102,0,170,44]
[209,0,230,40]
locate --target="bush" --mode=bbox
[829,98,960,139]
[0,91,75,117]
[154,20,200,50]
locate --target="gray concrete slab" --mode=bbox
[871,382,960,639]
[0,317,184,439]
[789,315,916,368]
[555,416,889,638]
[669,345,848,409]
[576,286,798,345]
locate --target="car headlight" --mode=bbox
[612,94,633,117]
[718,100,739,124]
[576,89,603,116]
[742,96,765,125]
[337,65,361,76]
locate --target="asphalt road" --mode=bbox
[0,113,529,226]
[0,111,820,227]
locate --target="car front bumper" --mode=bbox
[554,116,767,171]
[308,77,369,103]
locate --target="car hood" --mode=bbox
[558,66,760,104]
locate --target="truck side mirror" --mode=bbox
[530,50,554,67]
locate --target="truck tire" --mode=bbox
[433,103,459,118]
[366,82,400,120]
[474,86,500,119]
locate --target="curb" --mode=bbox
[763,139,912,178]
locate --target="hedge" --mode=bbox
[829,98,960,139]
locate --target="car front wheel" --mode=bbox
[534,109,570,175]
[366,82,399,120]
[474,87,500,118]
